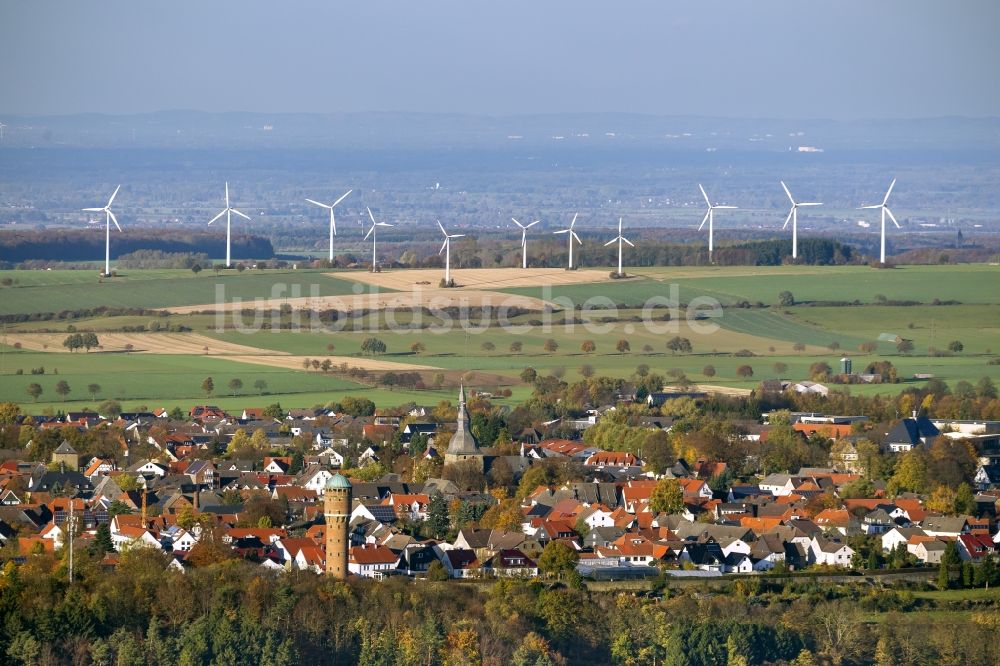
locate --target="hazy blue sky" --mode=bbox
[2,0,998,119]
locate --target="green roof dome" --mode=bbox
[326,473,352,489]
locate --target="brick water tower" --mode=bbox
[324,473,352,579]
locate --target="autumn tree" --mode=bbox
[27,383,42,402]
[481,341,496,352]
[616,339,630,354]
[55,380,71,398]
[509,341,523,353]
[703,365,716,378]
[736,365,754,378]
[537,540,579,578]
[543,339,559,353]
[410,341,426,354]
[580,340,596,354]
[666,336,692,354]
[648,477,684,514]
[201,376,214,396]
[253,379,268,395]
[228,378,243,396]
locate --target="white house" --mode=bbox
[881,527,926,553]
[301,468,335,496]
[809,536,854,567]
[349,544,400,579]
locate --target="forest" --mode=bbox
[2,548,999,666]
[0,230,274,265]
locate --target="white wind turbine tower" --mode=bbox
[437,220,465,285]
[364,207,393,271]
[82,185,122,276]
[208,182,251,268]
[305,189,352,263]
[780,181,822,260]
[553,213,582,269]
[698,184,736,263]
[511,217,539,269]
[604,217,634,276]
[861,179,900,265]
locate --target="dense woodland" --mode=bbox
[2,548,999,666]
[0,230,273,265]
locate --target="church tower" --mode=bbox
[324,473,352,579]
[444,384,483,472]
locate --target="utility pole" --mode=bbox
[68,499,74,584]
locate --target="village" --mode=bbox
[2,379,999,586]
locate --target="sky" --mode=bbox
[1,0,999,119]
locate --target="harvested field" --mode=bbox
[4,332,282,356]
[225,354,439,372]
[329,267,611,291]
[165,290,550,314]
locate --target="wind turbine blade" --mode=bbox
[886,207,900,228]
[437,220,447,236]
[225,182,230,208]
[231,209,251,221]
[604,238,617,247]
[782,208,794,230]
[511,217,524,229]
[367,207,376,224]
[107,184,121,208]
[108,210,122,232]
[332,189,352,207]
[882,178,896,205]
[553,229,569,235]
[305,198,329,208]
[569,213,578,228]
[860,205,881,210]
[364,225,374,240]
[208,210,226,225]
[439,238,448,254]
[699,184,711,207]
[525,220,539,228]
[780,181,794,205]
[799,202,823,206]
[715,205,738,209]
[378,222,393,227]
[571,231,581,244]
[82,207,104,212]
[450,234,466,238]
[698,210,710,231]
[622,237,634,247]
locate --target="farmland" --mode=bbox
[0,268,367,316]
[1,263,998,412]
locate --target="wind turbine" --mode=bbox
[861,179,900,265]
[511,217,539,269]
[0,121,6,141]
[604,217,634,276]
[82,185,122,276]
[208,182,250,268]
[553,213,581,269]
[698,184,736,263]
[437,220,465,285]
[364,207,393,271]
[780,181,822,260]
[305,189,352,263]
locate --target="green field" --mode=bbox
[2,264,999,411]
[0,268,376,315]
[504,264,1000,306]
